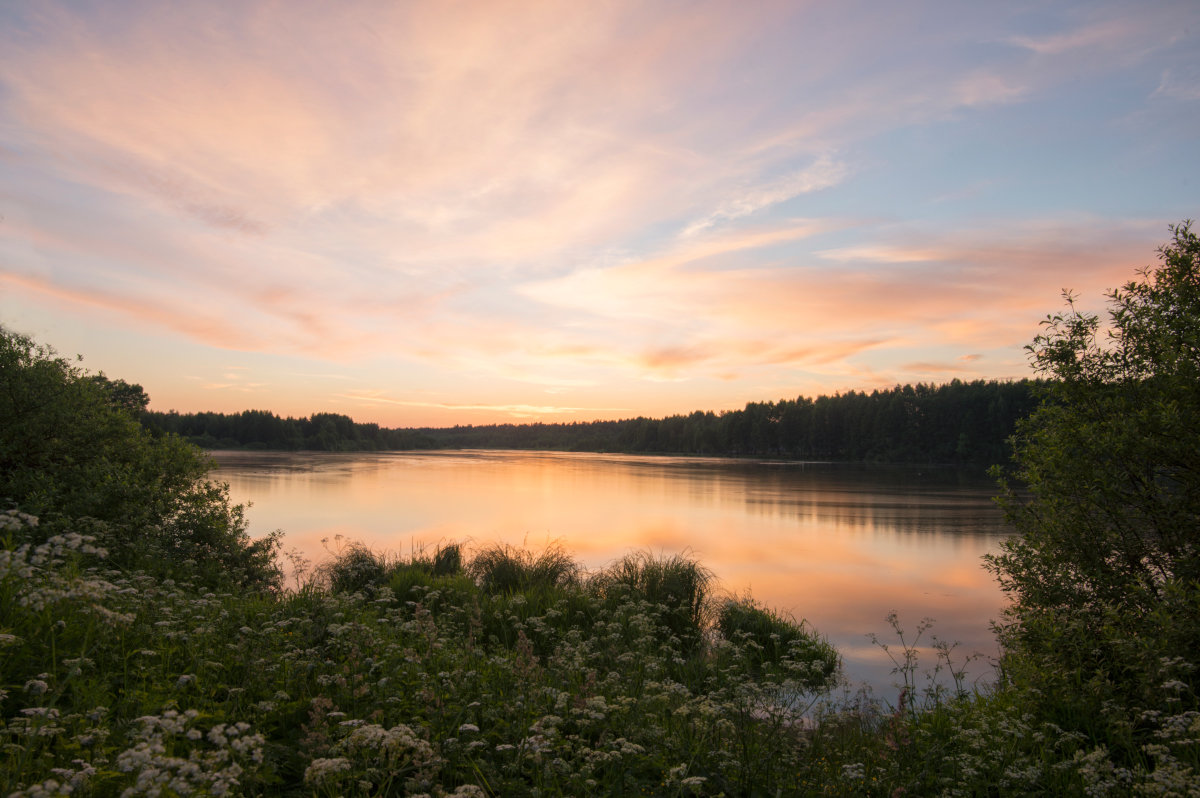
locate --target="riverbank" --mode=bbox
[7,521,854,795]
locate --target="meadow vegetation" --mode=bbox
[2,223,1198,795]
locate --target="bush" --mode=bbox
[0,326,281,590]
[986,222,1200,764]
[430,542,463,576]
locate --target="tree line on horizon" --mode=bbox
[141,378,1042,464]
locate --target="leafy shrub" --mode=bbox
[986,222,1200,768]
[430,542,463,576]
[0,326,281,590]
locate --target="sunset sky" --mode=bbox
[2,0,1197,428]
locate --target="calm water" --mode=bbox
[211,449,1011,695]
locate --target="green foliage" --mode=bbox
[0,326,281,590]
[589,551,714,651]
[986,223,1200,765]
[3,515,850,796]
[467,542,581,595]
[989,222,1200,632]
[717,595,839,685]
[317,541,389,594]
[430,541,464,577]
[88,373,150,415]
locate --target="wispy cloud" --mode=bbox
[337,391,630,419]
[1006,20,1131,56]
[1152,68,1200,101]
[681,155,849,237]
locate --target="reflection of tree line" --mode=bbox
[746,495,1004,536]
[144,378,1040,464]
[730,469,1005,534]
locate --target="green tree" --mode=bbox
[0,326,281,589]
[88,372,151,415]
[987,223,1200,736]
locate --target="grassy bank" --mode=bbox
[8,516,1200,796]
[10,515,1197,797]
[4,518,853,796]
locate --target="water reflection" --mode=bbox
[211,450,1011,696]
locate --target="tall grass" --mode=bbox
[716,594,840,687]
[315,540,389,593]
[589,550,714,650]
[9,513,1192,797]
[467,542,580,594]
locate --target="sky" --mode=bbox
[1,1,1197,428]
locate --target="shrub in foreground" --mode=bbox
[0,325,281,590]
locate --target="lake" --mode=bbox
[211,449,1011,697]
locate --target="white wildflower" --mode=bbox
[303,757,352,786]
[841,762,866,780]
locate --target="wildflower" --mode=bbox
[841,762,866,781]
[303,757,352,786]
[458,723,480,733]
[24,679,49,695]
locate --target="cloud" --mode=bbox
[816,245,946,264]
[1152,68,1200,102]
[681,155,849,236]
[900,361,980,374]
[0,271,265,351]
[336,391,629,419]
[519,216,1163,382]
[1006,20,1131,56]
[951,71,1028,108]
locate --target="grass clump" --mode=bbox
[468,542,580,594]
[589,550,714,650]
[316,540,389,594]
[717,594,840,686]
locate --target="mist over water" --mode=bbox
[212,450,1010,697]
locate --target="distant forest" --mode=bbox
[142,379,1041,464]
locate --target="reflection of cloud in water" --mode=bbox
[213,450,1009,696]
